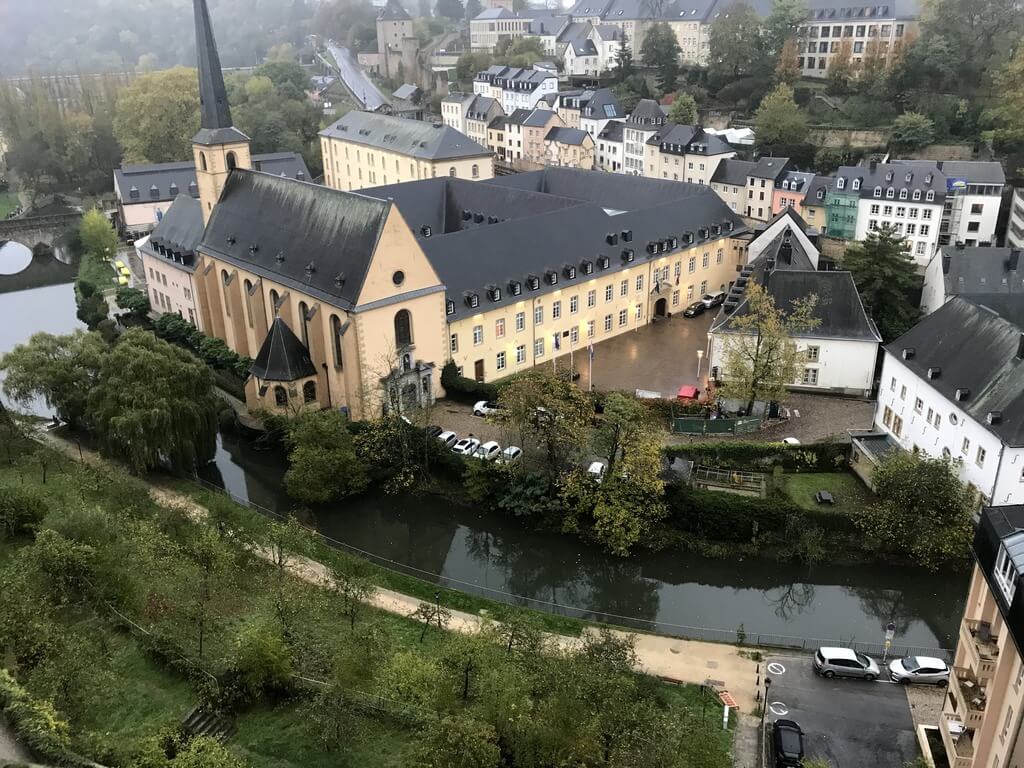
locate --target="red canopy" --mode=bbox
[677,385,699,400]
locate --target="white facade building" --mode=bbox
[1009,186,1024,249]
[921,246,1024,315]
[595,120,624,173]
[621,99,666,176]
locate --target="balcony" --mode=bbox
[960,618,999,681]
[950,667,988,729]
[939,715,974,768]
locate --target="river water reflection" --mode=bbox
[0,282,969,652]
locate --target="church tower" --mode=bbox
[192,0,251,224]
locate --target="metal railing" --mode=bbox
[189,477,954,661]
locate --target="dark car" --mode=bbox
[424,425,443,439]
[682,301,706,318]
[772,719,804,767]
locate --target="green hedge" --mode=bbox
[153,313,252,392]
[664,441,849,471]
[0,669,94,768]
[665,482,797,542]
[440,361,500,403]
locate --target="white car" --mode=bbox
[497,446,523,464]
[452,437,481,455]
[473,400,500,417]
[472,440,502,461]
[782,437,801,446]
[437,430,458,448]
[587,460,607,483]
[888,656,950,686]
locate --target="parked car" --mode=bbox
[701,291,726,308]
[682,301,706,318]
[452,437,481,455]
[587,460,607,483]
[782,437,801,446]
[813,647,880,680]
[437,430,458,448]
[888,656,950,686]
[473,400,500,417]
[424,425,443,439]
[497,446,523,464]
[771,719,804,768]
[472,441,502,461]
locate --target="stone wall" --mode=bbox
[808,127,890,148]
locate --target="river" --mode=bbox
[0,281,969,653]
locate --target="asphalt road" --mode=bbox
[326,41,387,111]
[764,654,920,768]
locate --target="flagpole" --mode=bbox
[588,343,594,392]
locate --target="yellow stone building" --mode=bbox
[320,111,494,192]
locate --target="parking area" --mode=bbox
[763,654,920,767]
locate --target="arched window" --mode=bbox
[226,151,237,171]
[274,385,288,406]
[298,301,309,347]
[221,269,231,316]
[303,380,317,403]
[269,289,279,317]
[472,164,480,178]
[449,167,456,177]
[200,152,208,171]
[394,309,412,348]
[331,314,344,368]
[243,279,253,327]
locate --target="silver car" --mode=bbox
[813,647,880,681]
[888,656,950,686]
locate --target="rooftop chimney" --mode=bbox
[942,253,952,274]
[987,411,1003,425]
[927,367,941,379]
[1017,332,1024,360]
[779,241,793,265]
[955,388,970,401]
[902,348,915,360]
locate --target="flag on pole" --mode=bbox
[588,343,595,361]
[553,333,561,351]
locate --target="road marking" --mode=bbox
[792,409,801,418]
[767,662,786,676]
[769,701,789,716]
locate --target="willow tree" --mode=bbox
[718,282,819,414]
[87,328,219,473]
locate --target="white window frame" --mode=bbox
[995,543,1019,604]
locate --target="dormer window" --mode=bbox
[597,255,610,270]
[509,280,522,296]
[926,190,935,201]
[466,292,479,308]
[852,178,861,190]
[527,275,540,290]
[606,232,619,245]
[899,189,908,200]
[684,231,695,244]
[564,265,577,279]
[837,178,846,190]
[487,285,502,302]
[905,172,913,182]
[671,235,680,247]
[545,270,558,285]
[886,188,895,199]
[925,173,933,184]
[912,190,921,201]
[885,171,894,182]
[581,259,593,275]
[446,299,455,315]
[873,186,881,198]
[816,189,824,200]
[621,229,633,242]
[622,248,634,263]
[995,534,1024,604]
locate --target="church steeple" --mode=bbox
[191,0,250,223]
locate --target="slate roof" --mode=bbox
[143,194,204,267]
[466,95,500,121]
[651,124,734,156]
[545,126,591,146]
[836,161,947,202]
[711,158,756,186]
[251,317,317,382]
[580,88,624,121]
[192,0,247,146]
[893,159,1006,186]
[778,170,815,192]
[748,156,791,181]
[361,168,747,322]
[113,153,310,204]
[626,99,667,126]
[200,170,391,310]
[805,0,921,21]
[559,22,598,55]
[378,0,412,22]
[886,296,1024,446]
[506,108,556,127]
[473,8,514,19]
[320,111,491,160]
[593,24,622,39]
[392,83,420,100]
[802,174,836,206]
[598,120,625,142]
[939,247,1024,298]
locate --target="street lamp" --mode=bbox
[760,676,772,731]
[696,349,705,382]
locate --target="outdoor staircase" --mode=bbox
[180,706,236,744]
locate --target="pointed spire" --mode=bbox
[194,0,233,131]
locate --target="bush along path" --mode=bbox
[38,428,760,714]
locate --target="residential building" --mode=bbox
[644,124,735,185]
[840,160,946,264]
[113,152,308,239]
[622,99,666,176]
[711,159,756,214]
[595,120,625,173]
[472,64,558,114]
[772,170,816,216]
[578,88,625,139]
[863,296,1024,508]
[320,111,493,191]
[894,160,1005,248]
[389,83,424,121]
[938,505,1024,768]
[136,193,205,330]
[375,0,419,83]
[496,108,564,165]
[441,91,474,134]
[1009,186,1024,250]
[469,7,567,52]
[825,172,861,240]
[557,21,622,76]
[921,246,1024,315]
[544,126,595,168]
[801,174,835,234]
[710,208,881,396]
[744,157,792,223]
[795,1,920,79]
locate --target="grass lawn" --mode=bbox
[77,251,117,289]
[782,471,874,514]
[0,191,19,219]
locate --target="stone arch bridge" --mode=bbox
[0,212,82,251]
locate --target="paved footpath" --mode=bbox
[39,431,762,723]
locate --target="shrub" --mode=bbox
[0,669,92,767]
[664,441,848,471]
[223,622,293,707]
[665,482,796,541]
[440,361,499,403]
[0,484,48,537]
